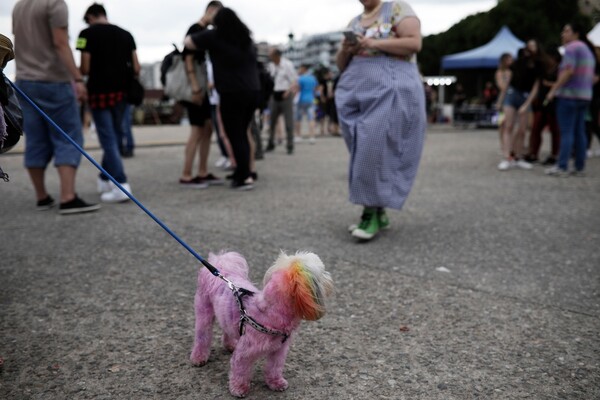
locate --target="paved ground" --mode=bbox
[1,124,599,399]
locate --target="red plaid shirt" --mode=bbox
[88,91,125,109]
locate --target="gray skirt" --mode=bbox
[335,56,426,210]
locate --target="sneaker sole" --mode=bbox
[101,197,130,203]
[348,223,389,233]
[234,184,253,191]
[351,229,377,240]
[37,204,55,211]
[180,183,209,189]
[59,204,101,215]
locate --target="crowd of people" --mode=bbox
[448,25,599,176]
[8,0,436,242]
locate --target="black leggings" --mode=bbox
[219,90,259,183]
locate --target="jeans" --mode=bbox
[16,80,83,168]
[91,100,128,183]
[118,104,135,153]
[555,98,589,172]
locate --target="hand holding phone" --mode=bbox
[343,30,358,45]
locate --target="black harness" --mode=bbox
[227,279,289,343]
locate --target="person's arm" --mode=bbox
[545,67,574,103]
[495,70,512,110]
[53,27,86,100]
[359,17,422,56]
[183,33,207,104]
[519,79,539,114]
[132,50,141,77]
[79,52,90,76]
[336,38,360,72]
[284,62,299,98]
[184,53,203,104]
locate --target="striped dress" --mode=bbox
[336,1,426,210]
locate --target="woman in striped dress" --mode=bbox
[336,0,426,240]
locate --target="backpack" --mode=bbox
[160,44,180,87]
[1,74,23,154]
[257,62,274,111]
[161,44,207,102]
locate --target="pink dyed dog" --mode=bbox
[190,251,333,397]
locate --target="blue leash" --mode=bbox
[9,80,222,277]
[11,80,293,340]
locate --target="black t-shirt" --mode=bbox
[510,57,543,93]
[190,29,259,93]
[76,24,136,94]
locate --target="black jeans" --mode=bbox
[219,90,259,183]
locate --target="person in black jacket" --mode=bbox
[185,7,260,190]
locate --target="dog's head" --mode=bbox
[263,251,333,321]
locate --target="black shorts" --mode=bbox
[182,93,211,126]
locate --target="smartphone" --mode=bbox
[343,30,358,45]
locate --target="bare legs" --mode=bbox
[28,165,77,203]
[501,106,529,160]
[181,120,212,181]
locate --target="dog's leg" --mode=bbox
[264,343,290,392]
[222,331,238,353]
[228,340,262,398]
[190,291,214,366]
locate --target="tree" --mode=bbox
[420,0,592,76]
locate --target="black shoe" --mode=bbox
[523,154,538,163]
[287,147,294,155]
[265,143,275,152]
[121,149,134,158]
[36,195,55,211]
[226,173,235,180]
[59,195,101,215]
[542,156,557,166]
[197,173,225,186]
[250,172,258,181]
[231,179,253,191]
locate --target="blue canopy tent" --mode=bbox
[439,27,524,127]
[441,26,524,70]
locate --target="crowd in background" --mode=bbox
[426,23,599,176]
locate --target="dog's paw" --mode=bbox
[190,359,207,367]
[266,377,288,392]
[229,382,250,398]
[189,349,209,367]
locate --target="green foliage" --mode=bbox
[420,0,593,75]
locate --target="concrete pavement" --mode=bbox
[1,124,599,399]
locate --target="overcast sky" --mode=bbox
[1,0,496,69]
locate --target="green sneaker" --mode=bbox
[351,208,380,240]
[377,208,390,230]
[348,208,390,232]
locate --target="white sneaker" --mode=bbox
[101,182,131,203]
[587,149,594,158]
[309,137,316,144]
[515,159,533,170]
[222,159,232,170]
[545,166,569,177]
[214,156,228,168]
[97,178,112,194]
[497,160,513,171]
